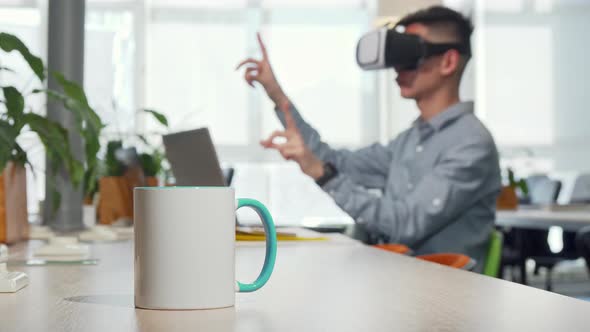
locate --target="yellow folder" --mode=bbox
[236,228,327,242]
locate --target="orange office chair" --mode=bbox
[374,244,476,271]
[416,253,477,271]
[373,243,412,255]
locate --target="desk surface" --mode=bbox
[2,236,590,332]
[497,208,590,231]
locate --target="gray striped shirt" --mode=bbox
[277,101,501,271]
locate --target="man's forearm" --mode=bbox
[267,86,289,107]
[303,158,325,181]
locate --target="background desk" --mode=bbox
[497,209,590,231]
[1,237,590,331]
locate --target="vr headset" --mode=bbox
[356,26,471,71]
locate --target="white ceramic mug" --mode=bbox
[134,187,277,310]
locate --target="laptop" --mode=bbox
[162,128,228,186]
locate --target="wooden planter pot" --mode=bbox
[145,177,158,187]
[98,177,133,225]
[496,186,519,210]
[0,162,29,244]
[98,175,159,225]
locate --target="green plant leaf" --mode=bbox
[138,153,157,177]
[0,32,45,81]
[138,150,166,177]
[52,72,90,107]
[507,168,515,186]
[2,86,24,119]
[137,134,149,146]
[23,113,84,187]
[517,179,529,196]
[0,119,19,171]
[142,109,169,127]
[83,164,100,199]
[12,143,28,167]
[45,73,104,182]
[105,140,125,176]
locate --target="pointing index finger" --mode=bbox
[257,32,268,59]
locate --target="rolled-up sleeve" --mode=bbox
[322,138,499,247]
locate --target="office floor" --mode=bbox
[506,259,590,301]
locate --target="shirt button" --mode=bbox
[432,198,441,207]
[407,183,413,190]
[416,145,423,153]
[357,218,364,223]
[329,191,335,196]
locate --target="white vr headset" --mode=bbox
[356,26,471,71]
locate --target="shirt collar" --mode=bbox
[413,101,474,132]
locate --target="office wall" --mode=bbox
[480,1,590,174]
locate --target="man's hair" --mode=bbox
[396,6,473,57]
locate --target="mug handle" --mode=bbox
[235,198,277,293]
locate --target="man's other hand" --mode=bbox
[260,101,324,180]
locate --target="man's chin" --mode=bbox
[399,87,415,99]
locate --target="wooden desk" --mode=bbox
[497,209,590,231]
[1,237,590,331]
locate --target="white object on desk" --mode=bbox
[82,205,97,229]
[28,225,55,240]
[79,225,118,242]
[0,263,28,293]
[34,237,89,257]
[112,226,134,240]
[0,244,7,262]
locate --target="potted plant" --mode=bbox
[0,32,103,241]
[137,108,169,186]
[497,168,528,210]
[138,149,165,187]
[97,140,133,225]
[97,108,169,225]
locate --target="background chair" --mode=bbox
[575,225,590,277]
[416,253,476,271]
[503,175,581,291]
[567,173,590,204]
[373,243,411,255]
[500,175,555,284]
[484,230,503,277]
[377,231,502,275]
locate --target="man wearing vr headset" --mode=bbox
[237,6,500,271]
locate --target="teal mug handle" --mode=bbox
[236,198,277,293]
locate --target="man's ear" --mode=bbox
[440,49,460,77]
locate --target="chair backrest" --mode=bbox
[529,177,561,205]
[373,243,411,255]
[570,174,590,204]
[483,230,503,277]
[416,253,475,270]
[576,225,590,274]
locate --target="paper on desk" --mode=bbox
[8,258,99,266]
